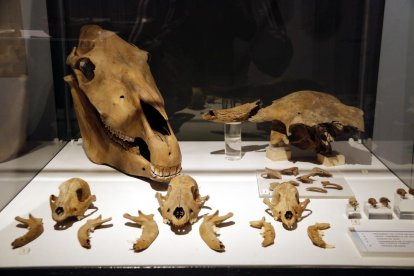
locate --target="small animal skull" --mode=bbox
[155,175,209,227]
[49,178,96,222]
[263,182,310,229]
[64,25,181,182]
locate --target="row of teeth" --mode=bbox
[151,164,181,178]
[102,119,135,142]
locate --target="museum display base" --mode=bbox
[0,140,413,272]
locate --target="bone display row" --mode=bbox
[368,197,391,208]
[261,167,299,179]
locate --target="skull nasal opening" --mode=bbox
[173,207,185,219]
[140,100,170,136]
[285,211,293,220]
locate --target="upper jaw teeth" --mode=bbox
[151,164,181,178]
[102,118,135,142]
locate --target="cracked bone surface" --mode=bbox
[202,99,261,123]
[123,210,159,252]
[77,215,112,249]
[263,182,310,229]
[49,178,96,222]
[155,175,209,227]
[249,217,275,247]
[307,223,335,249]
[249,90,364,155]
[199,210,233,252]
[11,214,44,248]
[64,25,181,183]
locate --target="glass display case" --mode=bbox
[0,0,413,275]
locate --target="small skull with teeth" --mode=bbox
[155,175,209,227]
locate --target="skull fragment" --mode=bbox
[49,178,96,222]
[64,25,181,182]
[155,175,209,227]
[249,91,364,155]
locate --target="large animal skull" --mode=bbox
[49,178,96,222]
[155,175,209,227]
[64,25,181,182]
[250,91,364,155]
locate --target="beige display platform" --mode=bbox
[0,141,412,269]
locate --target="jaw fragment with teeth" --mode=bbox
[64,25,181,182]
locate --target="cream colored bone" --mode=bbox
[199,210,233,252]
[261,167,299,179]
[64,25,181,182]
[263,182,310,229]
[307,223,335,249]
[202,100,261,123]
[77,215,112,249]
[123,210,159,252]
[321,181,343,190]
[297,167,332,183]
[249,217,275,247]
[49,178,96,222]
[348,196,359,211]
[11,214,44,248]
[156,175,209,227]
[249,90,364,155]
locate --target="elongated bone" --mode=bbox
[11,214,44,248]
[123,211,159,252]
[202,100,261,123]
[321,181,343,190]
[297,167,332,183]
[199,210,233,252]
[269,180,300,191]
[249,217,275,247]
[306,187,328,193]
[307,223,335,249]
[261,167,299,179]
[77,215,112,249]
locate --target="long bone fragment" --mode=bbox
[261,167,299,179]
[306,187,328,193]
[202,100,261,123]
[199,210,233,252]
[123,211,159,252]
[307,223,335,249]
[297,167,332,183]
[11,214,44,248]
[321,181,343,190]
[249,217,275,247]
[77,215,112,249]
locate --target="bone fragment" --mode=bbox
[199,210,233,252]
[202,100,261,123]
[77,215,112,249]
[397,188,407,199]
[11,214,44,249]
[297,167,332,183]
[348,197,359,211]
[409,188,414,196]
[306,187,328,193]
[368,198,377,208]
[261,167,299,179]
[123,210,159,252]
[379,197,390,208]
[249,217,275,247]
[321,181,343,190]
[307,223,335,249]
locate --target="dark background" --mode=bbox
[46,0,385,141]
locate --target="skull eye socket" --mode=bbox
[141,100,170,136]
[76,188,84,201]
[76,58,95,81]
